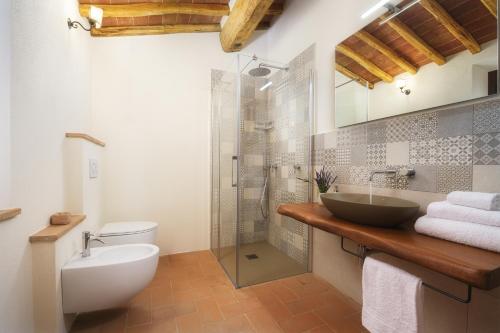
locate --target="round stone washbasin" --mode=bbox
[320,193,420,227]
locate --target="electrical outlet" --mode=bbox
[89,159,98,179]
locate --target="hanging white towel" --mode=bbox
[415,216,500,253]
[427,201,500,227]
[447,191,500,211]
[362,256,423,333]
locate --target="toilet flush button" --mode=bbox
[89,159,98,179]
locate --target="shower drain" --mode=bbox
[245,254,259,260]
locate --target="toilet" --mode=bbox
[96,221,158,246]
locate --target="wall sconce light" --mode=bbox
[67,6,103,31]
[397,79,411,95]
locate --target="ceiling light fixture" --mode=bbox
[260,81,273,92]
[68,6,103,31]
[361,0,391,19]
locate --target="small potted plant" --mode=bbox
[314,166,337,196]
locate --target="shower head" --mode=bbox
[248,63,289,77]
[248,66,272,77]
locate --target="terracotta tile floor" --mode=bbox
[71,250,368,333]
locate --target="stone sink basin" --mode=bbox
[320,193,420,228]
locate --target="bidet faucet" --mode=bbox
[82,231,105,257]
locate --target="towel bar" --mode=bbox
[340,236,473,304]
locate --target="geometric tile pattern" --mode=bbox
[437,135,473,166]
[387,116,410,142]
[473,132,500,165]
[437,165,473,193]
[409,139,439,165]
[367,121,387,144]
[408,111,438,141]
[367,143,386,167]
[312,99,500,194]
[473,100,500,134]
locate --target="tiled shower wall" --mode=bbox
[313,99,500,194]
[266,46,314,265]
[239,75,269,244]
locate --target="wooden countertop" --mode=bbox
[29,214,87,243]
[0,208,21,222]
[278,203,500,290]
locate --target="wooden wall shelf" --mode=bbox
[29,214,87,243]
[278,203,500,290]
[65,133,106,147]
[0,208,21,222]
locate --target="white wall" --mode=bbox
[0,0,10,208]
[0,1,96,332]
[90,34,234,255]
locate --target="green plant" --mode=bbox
[314,166,337,194]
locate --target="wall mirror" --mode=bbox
[335,0,498,127]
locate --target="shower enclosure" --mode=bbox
[211,46,315,288]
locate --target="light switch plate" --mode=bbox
[89,159,98,179]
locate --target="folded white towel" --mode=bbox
[415,216,500,253]
[362,256,423,333]
[427,201,500,227]
[447,191,500,211]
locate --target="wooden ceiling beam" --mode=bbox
[80,3,230,18]
[336,63,374,89]
[481,0,497,19]
[91,24,221,37]
[355,30,418,75]
[382,15,446,65]
[420,0,481,54]
[220,0,274,52]
[336,44,394,83]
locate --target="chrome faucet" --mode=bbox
[82,231,105,257]
[369,169,397,182]
[369,168,416,182]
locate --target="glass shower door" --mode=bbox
[211,70,238,285]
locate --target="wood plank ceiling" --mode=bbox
[78,0,284,51]
[336,0,498,88]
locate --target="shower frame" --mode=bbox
[211,51,315,288]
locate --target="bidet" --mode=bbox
[62,243,159,313]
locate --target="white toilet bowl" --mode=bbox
[96,221,158,246]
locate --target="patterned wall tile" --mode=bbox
[436,135,473,166]
[337,127,351,148]
[387,116,410,142]
[349,166,370,186]
[408,112,438,141]
[474,132,500,165]
[367,143,386,167]
[333,166,350,184]
[367,121,387,144]
[474,100,500,134]
[410,139,439,165]
[324,148,336,165]
[437,165,473,193]
[336,148,351,166]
